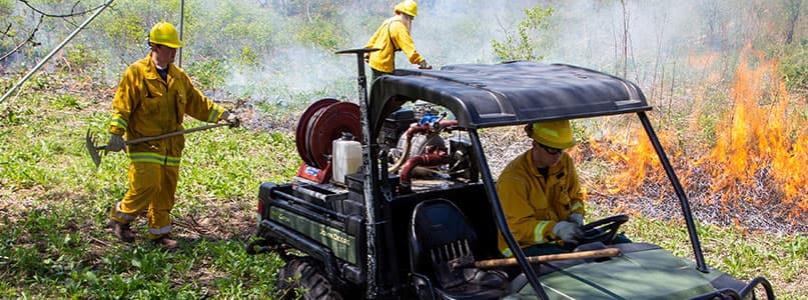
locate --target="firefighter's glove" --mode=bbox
[221,111,241,128]
[552,221,583,243]
[418,60,432,70]
[569,213,585,226]
[107,134,126,152]
[364,53,370,63]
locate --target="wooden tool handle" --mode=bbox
[473,248,621,269]
[125,123,229,145]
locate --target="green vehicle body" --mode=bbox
[248,50,775,300]
[509,248,729,300]
[269,206,358,264]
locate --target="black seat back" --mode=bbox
[409,199,479,288]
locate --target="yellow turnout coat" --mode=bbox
[496,151,586,257]
[365,16,425,73]
[108,55,224,238]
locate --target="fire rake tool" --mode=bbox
[85,123,230,168]
[451,248,622,270]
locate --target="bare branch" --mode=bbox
[18,0,105,18]
[0,16,43,63]
[70,0,82,14]
[1,23,12,38]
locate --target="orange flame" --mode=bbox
[588,48,807,217]
[687,51,719,70]
[706,52,807,213]
[588,126,676,195]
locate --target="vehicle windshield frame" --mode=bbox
[366,62,708,297]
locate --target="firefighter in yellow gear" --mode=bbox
[365,0,431,80]
[106,22,239,249]
[496,120,587,257]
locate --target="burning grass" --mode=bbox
[2,47,805,298]
[585,51,808,233]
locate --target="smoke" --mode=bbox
[414,0,784,93]
[347,0,765,96]
[541,1,721,85]
[225,44,356,104]
[415,0,542,66]
[0,0,797,107]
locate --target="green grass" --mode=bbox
[1,79,805,299]
[0,84,299,298]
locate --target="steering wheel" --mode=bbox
[577,214,629,245]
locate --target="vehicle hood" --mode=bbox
[506,247,726,300]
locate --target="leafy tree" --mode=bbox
[491,5,554,62]
[272,0,340,19]
[293,16,347,50]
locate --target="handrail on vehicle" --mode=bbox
[739,276,775,299]
[689,276,775,300]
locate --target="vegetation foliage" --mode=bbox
[0,0,805,298]
[1,73,299,297]
[780,42,808,91]
[491,6,554,61]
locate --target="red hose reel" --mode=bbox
[295,98,363,183]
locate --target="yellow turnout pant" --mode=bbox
[109,162,179,239]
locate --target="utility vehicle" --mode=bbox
[246,48,775,300]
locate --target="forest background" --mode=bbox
[0,0,805,298]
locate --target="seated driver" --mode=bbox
[496,120,587,257]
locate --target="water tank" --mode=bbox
[332,133,362,184]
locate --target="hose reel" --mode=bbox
[295,98,363,172]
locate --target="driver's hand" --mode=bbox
[569,213,585,226]
[552,221,583,243]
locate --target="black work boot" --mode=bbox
[108,220,136,243]
[152,235,179,250]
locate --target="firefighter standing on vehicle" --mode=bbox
[365,0,431,80]
[106,22,239,249]
[496,120,588,257]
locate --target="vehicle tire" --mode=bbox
[277,258,343,300]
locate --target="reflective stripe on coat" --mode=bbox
[497,151,586,256]
[108,55,224,165]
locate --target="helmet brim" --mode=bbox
[152,41,182,49]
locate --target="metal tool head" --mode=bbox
[85,128,103,168]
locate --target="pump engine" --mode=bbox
[295,99,478,190]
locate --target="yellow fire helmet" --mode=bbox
[149,21,182,49]
[394,0,418,18]
[530,120,575,149]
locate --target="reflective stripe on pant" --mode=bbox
[108,162,179,239]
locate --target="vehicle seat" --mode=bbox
[409,199,508,300]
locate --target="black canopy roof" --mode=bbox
[369,61,650,135]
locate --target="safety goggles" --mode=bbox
[538,143,564,155]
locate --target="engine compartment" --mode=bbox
[294,99,480,193]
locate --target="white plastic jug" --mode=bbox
[332,133,362,184]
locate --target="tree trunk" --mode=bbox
[785,0,802,44]
[621,0,629,79]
